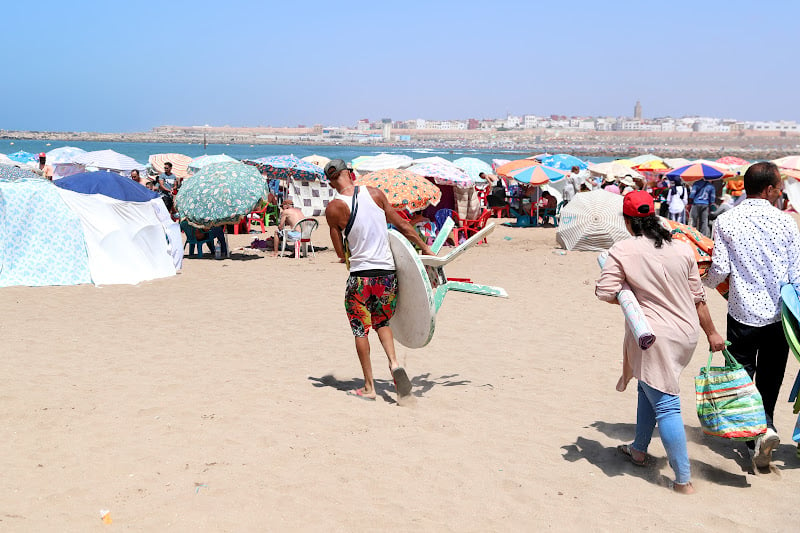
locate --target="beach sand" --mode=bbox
[2,220,799,531]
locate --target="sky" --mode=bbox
[1,0,798,132]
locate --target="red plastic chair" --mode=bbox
[460,210,492,244]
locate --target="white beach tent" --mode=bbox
[73,149,145,174]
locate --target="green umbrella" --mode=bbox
[176,162,267,228]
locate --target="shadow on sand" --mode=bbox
[561,421,751,489]
[308,372,477,403]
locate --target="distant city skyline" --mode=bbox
[2,1,798,132]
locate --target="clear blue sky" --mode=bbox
[1,0,797,132]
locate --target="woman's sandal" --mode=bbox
[617,444,648,467]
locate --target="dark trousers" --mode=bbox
[727,315,789,432]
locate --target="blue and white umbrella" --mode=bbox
[539,153,588,171]
[452,157,492,182]
[7,150,37,163]
[243,155,324,181]
[46,146,87,164]
[0,164,40,181]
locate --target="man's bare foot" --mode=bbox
[673,481,695,495]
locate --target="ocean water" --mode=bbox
[2,139,613,166]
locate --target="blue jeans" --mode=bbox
[632,381,691,484]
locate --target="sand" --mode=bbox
[2,220,799,532]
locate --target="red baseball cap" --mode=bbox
[38,152,46,158]
[623,190,654,217]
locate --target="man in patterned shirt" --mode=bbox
[704,161,800,467]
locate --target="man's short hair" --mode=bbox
[571,166,579,172]
[744,161,780,196]
[164,162,172,167]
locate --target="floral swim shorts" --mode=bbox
[344,273,398,337]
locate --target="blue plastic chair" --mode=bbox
[180,220,215,258]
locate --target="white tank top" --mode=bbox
[335,187,395,273]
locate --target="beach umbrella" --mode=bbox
[175,162,268,228]
[412,156,454,167]
[628,154,664,167]
[663,157,692,169]
[243,155,324,181]
[665,162,726,182]
[507,164,566,186]
[55,171,159,202]
[492,158,511,171]
[774,155,800,172]
[496,158,541,176]
[301,154,331,168]
[353,153,413,173]
[149,153,193,179]
[355,168,441,212]
[7,150,37,163]
[716,156,749,166]
[634,160,669,172]
[614,158,636,168]
[74,150,144,172]
[187,154,237,174]
[45,146,86,164]
[556,190,629,252]
[539,153,588,171]
[588,162,643,181]
[452,157,492,181]
[406,162,474,187]
[0,164,39,181]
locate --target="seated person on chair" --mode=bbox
[538,191,558,225]
[272,198,306,256]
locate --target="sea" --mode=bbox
[1,139,613,166]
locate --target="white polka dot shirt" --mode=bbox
[704,199,800,326]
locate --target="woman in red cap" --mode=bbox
[595,191,726,494]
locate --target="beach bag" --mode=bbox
[342,186,359,269]
[695,348,767,440]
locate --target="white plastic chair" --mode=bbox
[280,218,319,258]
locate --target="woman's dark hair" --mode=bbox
[624,214,673,248]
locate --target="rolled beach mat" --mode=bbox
[597,252,657,350]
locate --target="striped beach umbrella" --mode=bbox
[355,168,441,212]
[556,190,629,252]
[507,163,566,186]
[188,154,237,174]
[407,162,474,187]
[149,153,193,179]
[495,158,540,177]
[175,162,268,228]
[665,162,726,182]
[243,155,324,181]
[352,153,413,173]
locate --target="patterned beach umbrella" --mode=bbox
[187,154,237,174]
[556,190,629,252]
[353,153,413,173]
[355,168,441,212]
[301,154,331,168]
[539,153,588,171]
[7,150,37,163]
[508,164,566,186]
[665,162,726,182]
[0,164,39,181]
[74,150,144,172]
[46,146,86,164]
[149,153,193,179]
[452,157,492,182]
[412,156,454,167]
[588,162,642,181]
[407,162,474,187]
[176,162,268,228]
[243,155,324,181]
